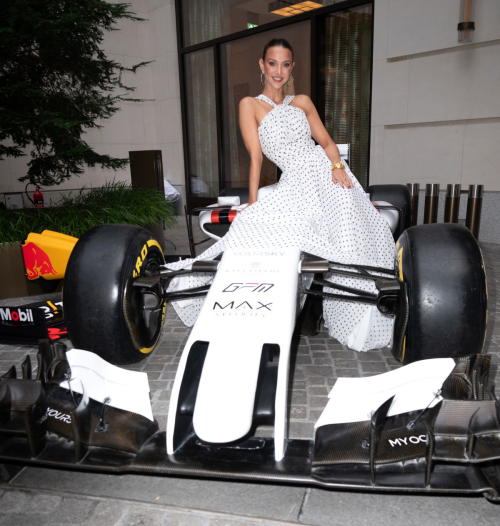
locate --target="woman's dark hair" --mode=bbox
[262,38,294,61]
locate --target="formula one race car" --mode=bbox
[62,183,487,367]
[0,183,495,501]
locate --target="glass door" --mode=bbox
[220,21,311,191]
[178,2,374,210]
[183,48,220,205]
[317,4,373,187]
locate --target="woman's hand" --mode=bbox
[332,168,353,189]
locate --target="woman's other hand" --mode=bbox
[332,168,353,189]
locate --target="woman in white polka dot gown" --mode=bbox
[167,38,395,352]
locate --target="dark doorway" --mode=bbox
[129,151,165,193]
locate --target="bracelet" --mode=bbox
[332,161,345,171]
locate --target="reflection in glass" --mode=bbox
[220,22,310,191]
[182,0,338,47]
[319,5,373,188]
[184,49,218,198]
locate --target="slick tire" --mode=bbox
[63,224,166,365]
[396,223,487,364]
[368,184,411,240]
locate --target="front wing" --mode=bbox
[0,342,499,502]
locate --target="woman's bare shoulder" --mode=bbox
[239,96,258,109]
[292,94,314,109]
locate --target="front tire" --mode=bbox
[63,225,165,364]
[396,223,487,364]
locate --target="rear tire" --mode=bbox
[396,223,487,364]
[63,225,165,364]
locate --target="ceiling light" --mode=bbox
[269,1,323,17]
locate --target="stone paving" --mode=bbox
[0,230,499,525]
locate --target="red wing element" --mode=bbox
[210,209,238,224]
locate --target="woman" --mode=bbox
[168,38,395,351]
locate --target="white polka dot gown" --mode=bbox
[167,94,396,351]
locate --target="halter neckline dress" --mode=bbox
[167,93,395,351]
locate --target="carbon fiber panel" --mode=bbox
[314,412,429,466]
[0,344,499,501]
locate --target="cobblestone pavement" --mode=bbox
[0,486,305,526]
[0,240,499,525]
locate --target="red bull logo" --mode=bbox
[22,242,58,279]
[0,307,34,323]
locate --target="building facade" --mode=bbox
[1,0,499,240]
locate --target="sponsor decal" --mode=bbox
[47,407,72,424]
[0,307,34,323]
[213,300,272,317]
[22,242,58,279]
[47,327,68,340]
[222,283,274,293]
[132,239,163,279]
[210,209,237,224]
[38,300,63,320]
[388,435,427,447]
[133,243,150,278]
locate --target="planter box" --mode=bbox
[0,220,166,300]
[0,243,62,300]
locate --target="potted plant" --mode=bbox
[0,182,176,299]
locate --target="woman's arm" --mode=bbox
[294,95,352,189]
[239,98,263,205]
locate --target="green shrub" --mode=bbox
[0,182,176,244]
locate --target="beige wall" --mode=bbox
[370,0,500,191]
[0,0,184,206]
[3,0,499,209]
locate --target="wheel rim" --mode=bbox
[123,246,165,354]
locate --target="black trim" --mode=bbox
[458,21,475,31]
[310,13,319,109]
[175,1,192,201]
[367,0,375,185]
[173,341,209,452]
[214,43,224,194]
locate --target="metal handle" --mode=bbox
[407,183,420,226]
[444,184,461,223]
[465,184,484,239]
[424,184,440,224]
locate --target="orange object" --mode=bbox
[22,230,78,281]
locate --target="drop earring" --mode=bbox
[261,72,265,85]
[290,74,294,86]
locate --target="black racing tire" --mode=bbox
[63,224,166,365]
[396,223,487,364]
[368,184,411,240]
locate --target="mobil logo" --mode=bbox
[22,242,58,280]
[0,307,34,323]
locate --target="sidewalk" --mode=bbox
[0,223,499,525]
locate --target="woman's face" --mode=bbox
[259,46,294,89]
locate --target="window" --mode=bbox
[184,48,219,198]
[181,0,345,47]
[176,0,374,209]
[318,5,373,186]
[220,21,310,190]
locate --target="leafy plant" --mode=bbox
[0,182,176,244]
[0,1,149,185]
